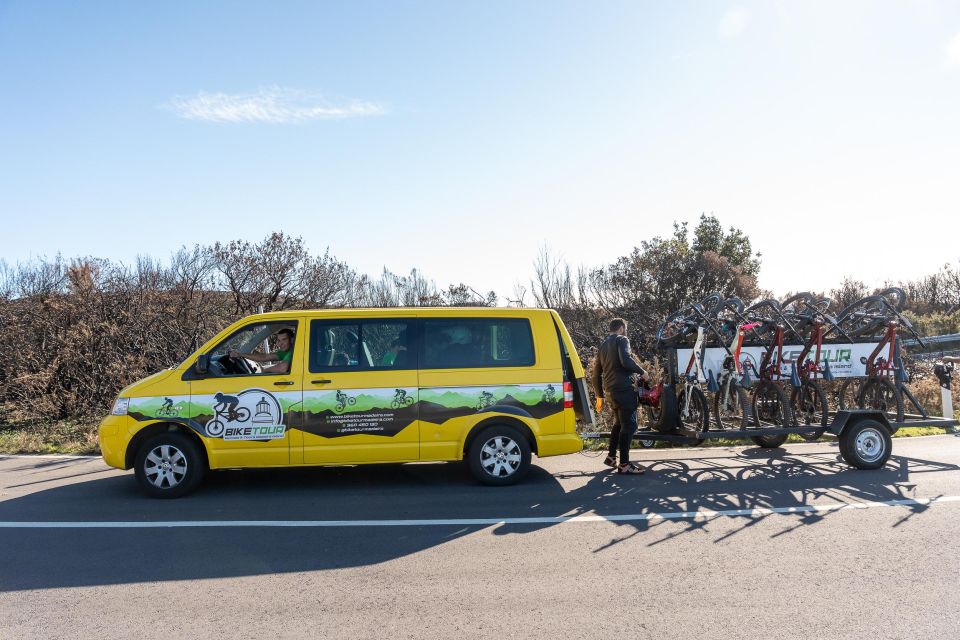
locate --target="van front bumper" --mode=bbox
[99,415,133,469]
[536,433,583,457]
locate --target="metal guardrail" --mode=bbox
[902,333,960,359]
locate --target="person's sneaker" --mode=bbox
[602,454,617,468]
[616,462,645,475]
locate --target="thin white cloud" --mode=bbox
[946,31,960,66]
[164,87,387,123]
[718,6,750,40]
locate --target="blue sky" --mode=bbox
[2,1,959,300]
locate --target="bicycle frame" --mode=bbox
[864,321,898,378]
[795,320,827,381]
[755,324,787,383]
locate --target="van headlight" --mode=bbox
[110,398,130,416]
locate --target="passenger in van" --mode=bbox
[592,318,646,475]
[381,331,409,367]
[440,325,476,367]
[229,328,295,374]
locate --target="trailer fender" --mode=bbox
[828,410,893,437]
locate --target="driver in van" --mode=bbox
[229,327,295,374]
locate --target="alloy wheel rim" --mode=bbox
[480,436,521,477]
[144,444,188,489]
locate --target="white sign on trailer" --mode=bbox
[675,342,886,382]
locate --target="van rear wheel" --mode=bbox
[467,426,531,486]
[134,431,205,498]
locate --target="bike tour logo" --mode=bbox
[205,389,285,440]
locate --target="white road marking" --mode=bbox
[0,496,958,528]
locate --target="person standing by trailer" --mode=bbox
[592,318,646,474]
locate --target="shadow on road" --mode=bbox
[0,446,956,591]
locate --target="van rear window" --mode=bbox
[421,318,534,369]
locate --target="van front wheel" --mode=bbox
[468,426,532,486]
[134,432,206,498]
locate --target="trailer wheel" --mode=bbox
[839,419,892,470]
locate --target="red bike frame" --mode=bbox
[865,321,898,378]
[755,324,787,382]
[796,320,826,380]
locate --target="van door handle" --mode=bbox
[273,381,295,386]
[311,379,332,384]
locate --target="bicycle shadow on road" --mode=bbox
[0,446,955,591]
[490,446,958,549]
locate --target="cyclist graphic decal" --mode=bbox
[541,384,557,403]
[390,388,414,409]
[156,397,181,417]
[475,390,496,410]
[333,390,358,413]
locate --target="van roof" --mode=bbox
[250,307,555,318]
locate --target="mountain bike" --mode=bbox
[655,296,722,439]
[710,296,760,433]
[835,288,926,424]
[782,293,852,441]
[739,298,798,447]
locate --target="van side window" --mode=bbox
[422,318,535,369]
[310,320,415,372]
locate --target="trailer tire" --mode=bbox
[839,419,892,470]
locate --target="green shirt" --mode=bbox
[276,349,292,363]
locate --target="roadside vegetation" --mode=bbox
[1,216,958,454]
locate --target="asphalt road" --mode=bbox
[1,435,958,640]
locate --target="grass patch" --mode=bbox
[0,420,99,455]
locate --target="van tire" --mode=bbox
[467,425,532,486]
[134,432,206,498]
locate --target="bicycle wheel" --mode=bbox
[656,305,701,347]
[713,382,750,430]
[875,287,906,311]
[837,295,888,337]
[837,378,861,410]
[780,292,814,314]
[676,386,708,445]
[699,293,723,316]
[791,380,828,441]
[391,400,401,409]
[750,380,792,447]
[711,296,745,316]
[234,407,250,422]
[860,377,904,423]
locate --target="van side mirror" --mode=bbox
[195,354,211,375]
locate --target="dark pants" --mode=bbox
[607,390,639,463]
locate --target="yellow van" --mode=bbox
[99,308,592,497]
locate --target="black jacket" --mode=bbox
[592,333,646,399]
